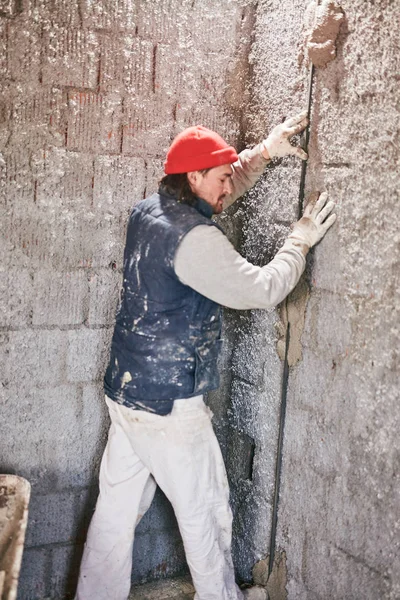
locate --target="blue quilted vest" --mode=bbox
[104,189,223,415]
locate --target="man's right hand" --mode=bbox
[289,191,337,252]
[262,110,309,161]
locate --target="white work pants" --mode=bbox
[75,396,244,600]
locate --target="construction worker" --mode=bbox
[75,113,336,600]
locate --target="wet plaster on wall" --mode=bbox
[276,278,310,366]
[302,0,345,68]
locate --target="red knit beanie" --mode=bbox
[164,125,238,174]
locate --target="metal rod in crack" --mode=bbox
[267,63,315,578]
[268,319,291,577]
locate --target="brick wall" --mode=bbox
[0,1,254,597]
[2,1,398,599]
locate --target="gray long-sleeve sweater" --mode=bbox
[174,144,306,310]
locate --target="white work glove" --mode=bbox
[289,191,337,249]
[262,110,308,160]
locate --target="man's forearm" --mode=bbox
[174,225,306,310]
[224,143,270,210]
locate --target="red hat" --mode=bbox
[164,125,238,174]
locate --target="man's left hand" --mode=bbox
[262,110,308,161]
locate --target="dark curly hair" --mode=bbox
[159,169,211,207]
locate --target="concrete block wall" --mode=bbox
[2,0,399,598]
[0,1,255,598]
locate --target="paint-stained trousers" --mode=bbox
[75,395,244,600]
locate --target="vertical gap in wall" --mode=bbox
[269,319,290,576]
[143,159,148,199]
[268,61,316,577]
[152,44,157,94]
[119,96,125,155]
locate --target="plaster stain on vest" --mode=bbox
[121,371,132,388]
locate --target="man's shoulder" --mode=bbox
[134,192,185,214]
[135,192,204,221]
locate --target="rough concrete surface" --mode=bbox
[0,0,399,599]
[303,0,344,68]
[241,1,399,599]
[0,0,256,598]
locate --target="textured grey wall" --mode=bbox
[213,1,399,599]
[1,0,399,599]
[0,1,253,598]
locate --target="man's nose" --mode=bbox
[224,179,233,195]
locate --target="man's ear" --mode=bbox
[187,171,198,187]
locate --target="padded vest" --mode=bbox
[104,190,223,414]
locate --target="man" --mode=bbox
[76,112,336,600]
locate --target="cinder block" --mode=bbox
[241,167,300,263]
[132,527,186,584]
[174,103,237,147]
[42,28,100,89]
[1,383,107,491]
[191,2,240,55]
[73,484,100,539]
[54,211,125,270]
[230,372,280,448]
[231,328,269,387]
[136,0,193,43]
[7,207,123,270]
[0,268,32,327]
[33,0,81,27]
[81,0,137,31]
[67,328,111,383]
[301,291,354,357]
[35,147,94,211]
[100,34,153,95]
[287,346,336,413]
[2,150,36,206]
[7,22,41,83]
[135,487,179,536]
[306,164,397,299]
[4,204,62,270]
[25,490,79,547]
[93,155,146,216]
[122,96,173,158]
[154,43,198,101]
[69,383,109,487]
[145,158,164,197]
[18,546,49,600]
[66,90,122,154]
[10,86,66,151]
[196,53,230,106]
[49,543,83,599]
[5,329,67,387]
[32,269,88,326]
[88,269,120,327]
[333,2,399,100]
[0,385,84,492]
